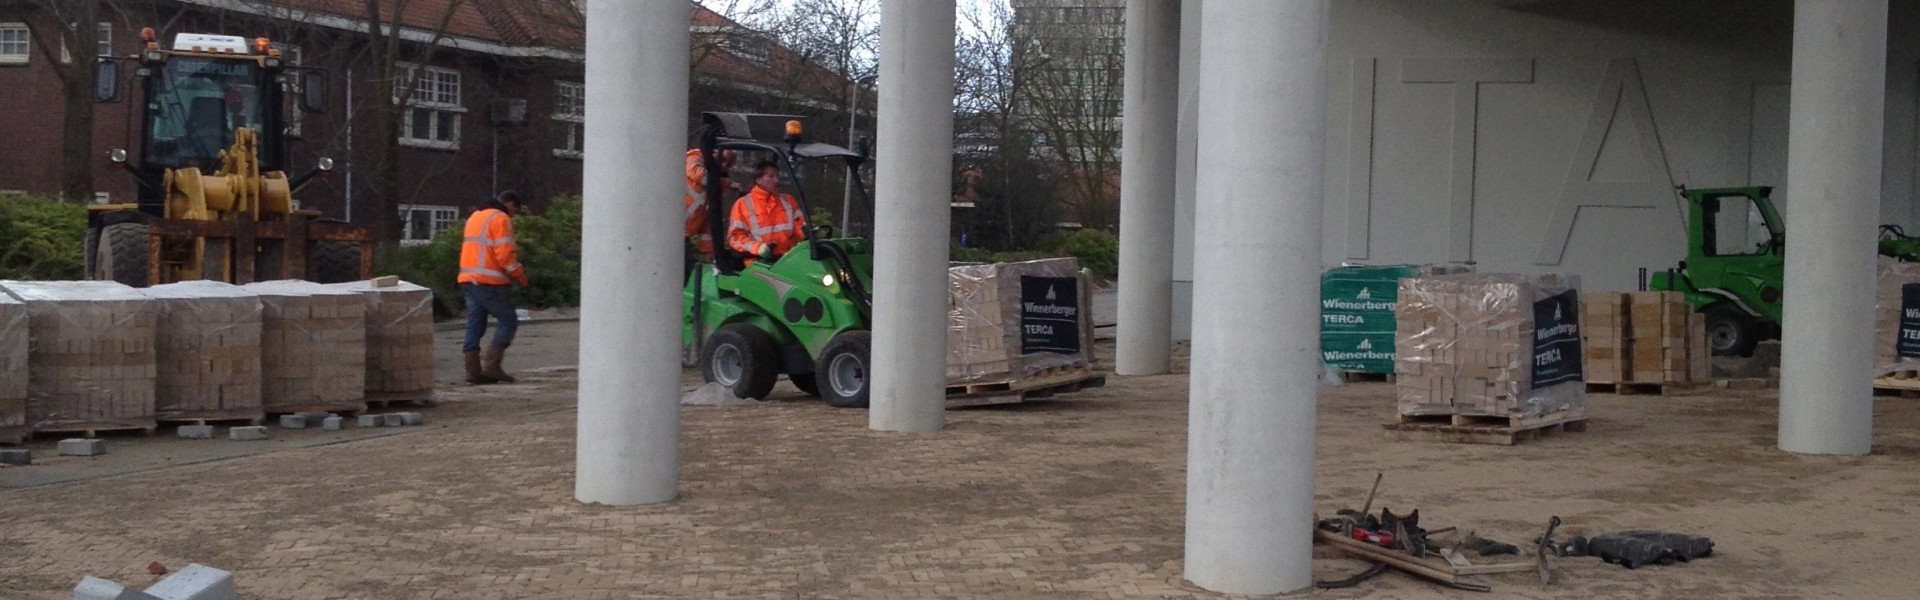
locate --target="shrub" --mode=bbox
[1057,229,1117,279]
[0,195,87,281]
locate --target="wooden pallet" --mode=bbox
[365,390,435,410]
[29,422,158,439]
[1873,377,1920,398]
[946,367,1106,407]
[264,403,366,418]
[1338,371,1395,384]
[1383,410,1587,446]
[1584,380,1711,396]
[157,415,265,427]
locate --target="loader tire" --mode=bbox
[817,330,871,409]
[701,323,780,401]
[788,372,820,397]
[1704,305,1758,358]
[308,241,362,284]
[97,223,150,287]
[83,226,99,276]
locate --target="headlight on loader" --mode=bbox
[821,274,835,287]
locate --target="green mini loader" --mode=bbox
[681,113,877,407]
[1650,185,1920,356]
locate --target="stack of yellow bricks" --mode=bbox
[1580,292,1708,385]
[143,281,263,423]
[330,279,436,399]
[1873,262,1920,375]
[0,281,158,433]
[946,258,1094,385]
[0,291,25,444]
[1393,273,1586,418]
[243,280,367,413]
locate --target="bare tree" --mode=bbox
[1014,29,1123,231]
[952,0,1058,249]
[4,0,104,202]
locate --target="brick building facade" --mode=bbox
[0,0,860,245]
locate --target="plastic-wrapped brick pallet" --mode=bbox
[242,280,366,413]
[1874,260,1920,374]
[142,281,264,423]
[946,258,1094,385]
[0,291,25,444]
[0,280,158,434]
[1393,273,1586,418]
[328,280,435,398]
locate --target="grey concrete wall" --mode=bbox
[1170,0,1920,340]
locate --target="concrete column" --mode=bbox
[1170,0,1203,343]
[868,0,956,433]
[574,1,689,504]
[1115,0,1180,375]
[1779,0,1887,455]
[1183,0,1328,595]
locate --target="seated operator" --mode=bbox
[726,160,807,264]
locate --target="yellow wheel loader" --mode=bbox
[88,29,370,287]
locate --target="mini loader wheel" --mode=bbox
[97,222,150,287]
[1704,305,1758,357]
[817,330,871,409]
[701,323,780,401]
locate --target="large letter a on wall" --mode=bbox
[1535,58,1676,266]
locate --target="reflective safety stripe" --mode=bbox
[461,267,510,279]
[463,235,514,247]
[752,223,792,235]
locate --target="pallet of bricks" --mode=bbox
[242,280,367,415]
[1386,273,1588,445]
[329,278,435,408]
[144,281,264,426]
[0,291,25,445]
[946,257,1101,405]
[1579,291,1710,395]
[1319,264,1470,383]
[0,281,158,438]
[1872,261,1920,394]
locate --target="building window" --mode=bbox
[396,63,464,150]
[0,24,29,64]
[724,32,770,66]
[275,43,303,137]
[399,204,459,246]
[552,80,584,159]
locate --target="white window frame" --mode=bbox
[396,63,465,150]
[0,23,30,65]
[552,80,584,159]
[398,204,460,246]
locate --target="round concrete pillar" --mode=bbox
[1779,0,1888,455]
[1115,0,1181,376]
[574,1,690,504]
[1183,0,1330,594]
[868,0,957,433]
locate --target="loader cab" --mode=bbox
[95,30,328,215]
[1653,186,1786,356]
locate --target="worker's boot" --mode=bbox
[482,346,516,384]
[464,351,496,385]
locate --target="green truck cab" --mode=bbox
[1648,186,1785,357]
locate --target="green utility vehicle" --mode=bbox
[681,113,876,408]
[1649,186,1920,357]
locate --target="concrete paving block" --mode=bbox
[58,439,106,456]
[322,416,344,431]
[358,414,383,427]
[382,414,404,427]
[228,426,269,441]
[176,426,214,440]
[300,412,335,423]
[278,414,307,429]
[142,564,237,600]
[73,576,163,600]
[399,412,424,426]
[0,448,29,465]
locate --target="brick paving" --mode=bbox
[4,358,1920,598]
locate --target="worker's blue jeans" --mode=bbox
[462,283,518,353]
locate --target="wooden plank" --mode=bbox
[1314,529,1463,584]
[284,213,307,279]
